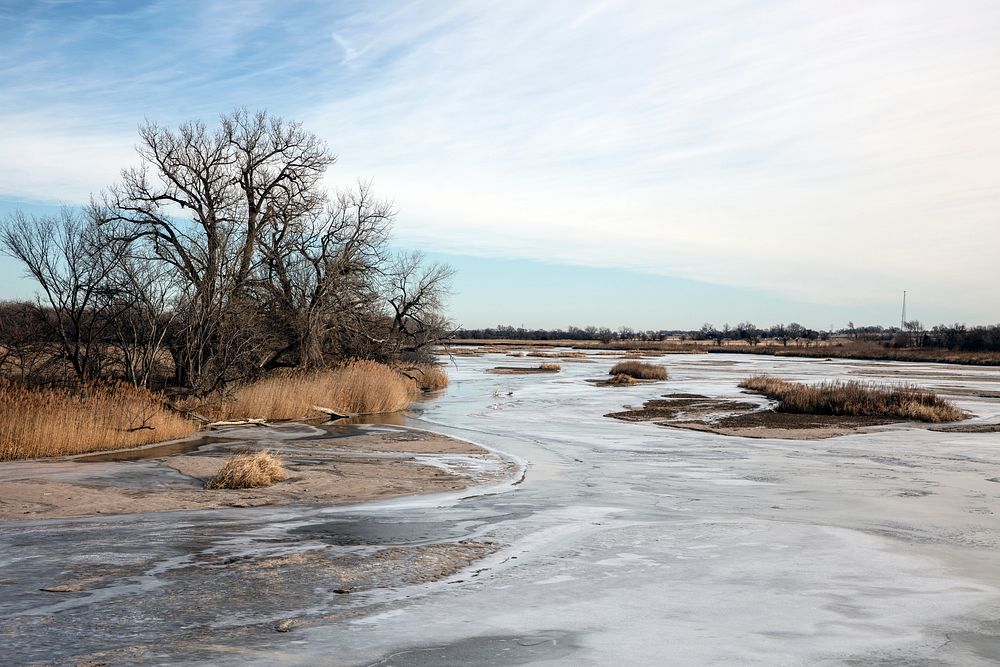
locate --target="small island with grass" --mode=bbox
[606,371,968,439]
[487,362,562,374]
[588,360,668,386]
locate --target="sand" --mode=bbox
[0,428,503,521]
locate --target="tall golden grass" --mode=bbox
[538,362,562,371]
[398,363,450,392]
[739,375,966,423]
[216,360,420,421]
[609,360,668,380]
[205,450,286,489]
[0,381,198,461]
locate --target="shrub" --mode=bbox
[205,450,286,489]
[739,374,966,423]
[0,381,198,461]
[609,361,668,380]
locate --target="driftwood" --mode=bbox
[206,419,267,429]
[311,405,357,420]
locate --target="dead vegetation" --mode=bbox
[398,363,449,392]
[604,392,897,439]
[739,375,967,423]
[0,360,432,460]
[609,360,668,380]
[538,362,561,372]
[204,450,286,489]
[213,360,421,421]
[0,381,198,461]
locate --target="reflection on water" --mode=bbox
[329,412,411,426]
[73,436,234,462]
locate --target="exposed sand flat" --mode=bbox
[0,427,512,521]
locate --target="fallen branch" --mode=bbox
[311,405,357,420]
[206,418,268,429]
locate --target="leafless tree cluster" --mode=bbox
[1,109,453,393]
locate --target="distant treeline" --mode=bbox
[454,322,1000,352]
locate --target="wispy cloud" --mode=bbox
[1,0,998,321]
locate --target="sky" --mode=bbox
[0,0,998,330]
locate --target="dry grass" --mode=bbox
[739,375,966,423]
[205,450,286,489]
[609,360,668,380]
[216,360,420,421]
[0,381,198,461]
[607,373,637,386]
[538,362,562,372]
[399,363,449,392]
[759,342,1000,366]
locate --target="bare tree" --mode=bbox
[97,108,335,389]
[0,301,54,384]
[105,253,180,388]
[384,251,455,359]
[0,209,127,384]
[3,110,455,395]
[255,180,393,368]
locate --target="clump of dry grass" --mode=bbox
[0,381,198,461]
[538,362,562,372]
[399,363,449,392]
[739,374,966,423]
[217,360,420,421]
[205,450,286,489]
[609,360,668,380]
[607,373,637,386]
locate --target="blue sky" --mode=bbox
[1,1,998,329]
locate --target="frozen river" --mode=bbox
[4,351,1000,665]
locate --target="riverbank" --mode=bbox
[0,423,516,521]
[444,339,1000,366]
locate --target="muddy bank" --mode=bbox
[586,377,663,387]
[0,426,515,521]
[606,393,898,439]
